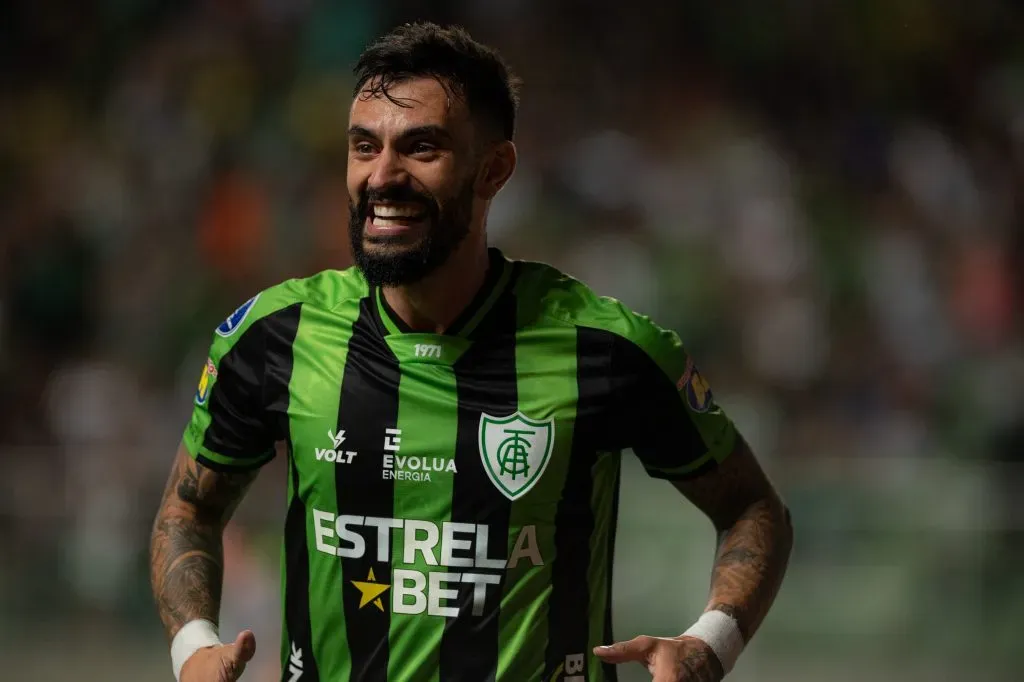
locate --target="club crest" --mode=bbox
[478,412,555,501]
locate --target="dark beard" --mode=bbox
[349,181,474,287]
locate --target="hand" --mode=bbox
[180,630,257,682]
[594,635,725,682]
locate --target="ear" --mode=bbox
[475,141,517,200]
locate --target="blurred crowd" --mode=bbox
[2,1,1024,678]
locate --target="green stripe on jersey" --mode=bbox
[287,297,361,682]
[495,321,580,681]
[386,360,459,682]
[196,446,275,468]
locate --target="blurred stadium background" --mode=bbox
[2,1,1023,680]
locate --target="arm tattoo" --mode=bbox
[678,642,725,682]
[673,437,793,643]
[706,498,792,642]
[150,450,256,641]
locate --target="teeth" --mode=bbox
[372,217,412,227]
[374,205,424,218]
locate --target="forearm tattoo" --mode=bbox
[707,498,792,642]
[149,453,256,641]
[673,438,793,644]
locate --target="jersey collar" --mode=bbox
[374,248,514,339]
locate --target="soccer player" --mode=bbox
[150,22,793,682]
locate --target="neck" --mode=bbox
[381,235,491,334]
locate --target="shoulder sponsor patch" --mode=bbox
[216,294,260,337]
[195,358,217,406]
[677,357,715,413]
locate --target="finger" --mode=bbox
[593,636,654,664]
[219,631,256,682]
[230,630,257,664]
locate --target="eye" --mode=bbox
[410,141,437,155]
[353,141,376,155]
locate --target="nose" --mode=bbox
[367,147,408,190]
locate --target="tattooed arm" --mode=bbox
[672,435,793,645]
[591,324,791,679]
[595,436,792,681]
[150,444,257,642]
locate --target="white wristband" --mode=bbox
[682,610,745,674]
[171,619,223,681]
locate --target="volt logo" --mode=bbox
[315,428,358,464]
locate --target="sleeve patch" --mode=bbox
[216,294,260,337]
[195,358,218,406]
[677,357,715,414]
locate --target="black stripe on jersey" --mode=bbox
[543,327,606,680]
[203,306,307,468]
[602,467,621,682]
[259,304,321,682]
[608,333,706,470]
[264,304,305,432]
[336,295,401,682]
[439,284,520,682]
[284,440,322,682]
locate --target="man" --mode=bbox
[150,22,793,682]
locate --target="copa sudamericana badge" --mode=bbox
[216,294,260,338]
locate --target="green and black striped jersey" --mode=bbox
[183,248,736,682]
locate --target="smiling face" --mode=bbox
[347,76,485,287]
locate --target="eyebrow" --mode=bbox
[347,124,453,143]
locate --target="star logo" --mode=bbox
[351,567,390,612]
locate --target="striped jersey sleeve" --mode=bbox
[182,289,302,471]
[607,313,737,480]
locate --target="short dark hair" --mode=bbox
[353,22,521,141]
